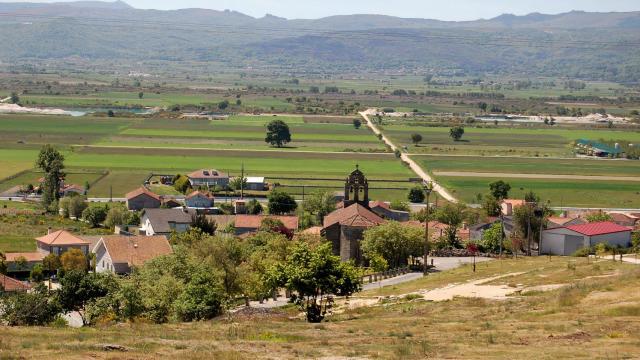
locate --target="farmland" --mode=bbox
[0,113,414,200]
[384,123,640,157]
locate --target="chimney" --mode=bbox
[47,227,52,235]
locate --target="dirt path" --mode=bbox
[433,171,640,182]
[359,109,458,203]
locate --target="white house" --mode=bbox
[93,235,173,274]
[541,221,632,256]
[139,208,194,236]
[187,169,229,188]
[245,177,266,191]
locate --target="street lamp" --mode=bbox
[423,181,433,276]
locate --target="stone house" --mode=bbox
[126,187,162,211]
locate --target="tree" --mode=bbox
[449,126,465,141]
[173,175,192,194]
[246,199,264,215]
[353,119,362,129]
[390,200,410,212]
[512,204,550,253]
[408,187,425,203]
[436,203,467,248]
[9,91,20,104]
[482,194,501,216]
[268,242,361,323]
[57,271,117,325]
[105,204,139,229]
[586,212,614,223]
[138,92,144,99]
[107,110,115,117]
[0,251,7,275]
[524,191,540,204]
[60,249,87,272]
[0,284,61,326]
[36,145,65,210]
[30,264,45,283]
[82,205,108,227]
[174,268,225,322]
[411,133,423,145]
[43,253,61,275]
[303,190,336,224]
[14,256,28,272]
[230,177,248,191]
[191,213,217,235]
[218,100,230,110]
[259,218,293,239]
[265,120,292,148]
[489,180,511,200]
[268,190,297,215]
[362,221,423,268]
[479,222,503,253]
[59,195,88,219]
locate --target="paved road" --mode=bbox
[359,109,457,203]
[434,171,640,182]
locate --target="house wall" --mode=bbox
[94,243,114,274]
[140,218,156,236]
[185,196,214,208]
[37,243,89,256]
[590,232,632,248]
[246,182,265,191]
[340,226,366,265]
[127,195,161,211]
[189,178,230,187]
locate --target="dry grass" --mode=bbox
[1,257,639,359]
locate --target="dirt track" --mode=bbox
[434,171,640,182]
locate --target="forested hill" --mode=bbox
[1,1,640,81]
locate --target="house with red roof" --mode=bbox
[126,187,162,211]
[541,221,632,256]
[234,215,299,235]
[0,274,31,293]
[500,199,526,216]
[93,235,173,274]
[36,229,91,256]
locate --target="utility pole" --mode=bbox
[423,181,433,276]
[240,163,245,199]
[109,185,112,203]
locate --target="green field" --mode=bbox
[383,124,640,157]
[415,155,640,177]
[438,176,640,208]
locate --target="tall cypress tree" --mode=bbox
[36,145,65,210]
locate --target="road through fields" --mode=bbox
[360,109,458,203]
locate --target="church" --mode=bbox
[322,167,409,264]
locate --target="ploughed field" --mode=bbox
[0,114,415,199]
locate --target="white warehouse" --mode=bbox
[541,222,632,256]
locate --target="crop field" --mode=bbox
[415,155,640,177]
[411,155,640,207]
[0,113,403,197]
[437,176,640,208]
[383,124,640,157]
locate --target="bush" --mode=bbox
[408,187,425,203]
[572,246,592,257]
[0,284,61,326]
[390,200,410,212]
[82,204,108,227]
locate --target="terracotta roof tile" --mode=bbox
[235,215,299,230]
[323,204,384,228]
[126,187,161,201]
[4,252,45,262]
[0,274,31,292]
[36,230,89,246]
[98,236,173,267]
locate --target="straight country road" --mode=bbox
[359,109,458,203]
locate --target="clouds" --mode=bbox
[7,0,640,19]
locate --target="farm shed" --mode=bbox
[541,222,632,256]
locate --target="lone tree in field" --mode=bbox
[489,180,511,201]
[9,92,20,104]
[265,120,292,147]
[449,126,465,141]
[411,133,423,146]
[353,119,362,129]
[36,145,65,210]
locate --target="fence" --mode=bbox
[361,267,411,284]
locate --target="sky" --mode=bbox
[5,0,640,20]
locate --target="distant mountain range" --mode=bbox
[1,1,640,81]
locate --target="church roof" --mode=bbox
[323,204,384,228]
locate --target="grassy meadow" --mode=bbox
[1,257,639,359]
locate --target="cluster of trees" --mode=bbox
[1,227,361,325]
